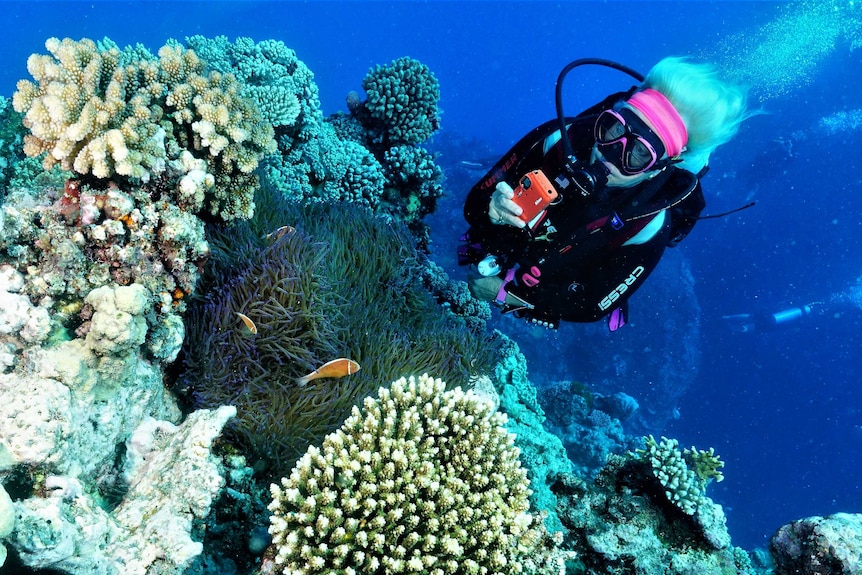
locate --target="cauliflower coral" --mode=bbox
[12,37,276,221]
[268,374,557,575]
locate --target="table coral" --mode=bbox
[267,374,566,575]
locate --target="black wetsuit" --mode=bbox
[461,92,706,328]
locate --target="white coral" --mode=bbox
[0,265,50,350]
[268,374,553,574]
[8,407,235,574]
[84,283,150,356]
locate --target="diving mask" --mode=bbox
[594,107,667,175]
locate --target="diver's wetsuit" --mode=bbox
[462,92,706,327]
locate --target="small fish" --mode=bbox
[297,358,360,387]
[265,225,295,242]
[235,312,257,335]
[458,160,485,169]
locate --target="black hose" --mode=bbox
[555,58,645,159]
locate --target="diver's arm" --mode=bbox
[466,269,532,308]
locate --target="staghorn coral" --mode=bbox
[267,373,568,575]
[359,56,441,147]
[12,36,276,221]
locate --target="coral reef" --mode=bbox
[633,435,725,517]
[256,52,445,230]
[491,340,572,533]
[537,380,639,479]
[420,259,492,333]
[175,190,502,476]
[553,453,750,575]
[8,407,235,573]
[12,36,276,221]
[0,484,12,567]
[0,96,27,198]
[266,374,568,575]
[0,181,204,367]
[358,56,441,147]
[770,512,862,575]
[184,36,320,138]
[343,57,444,229]
[176,221,345,471]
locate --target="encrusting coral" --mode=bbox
[266,374,569,575]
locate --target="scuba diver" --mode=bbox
[722,304,821,333]
[459,57,753,330]
[721,297,862,333]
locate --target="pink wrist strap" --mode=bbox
[496,267,517,305]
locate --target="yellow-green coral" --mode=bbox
[685,445,725,488]
[634,435,724,515]
[268,374,559,575]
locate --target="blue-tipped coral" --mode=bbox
[359,56,441,146]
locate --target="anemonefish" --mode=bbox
[297,358,361,387]
[235,312,258,335]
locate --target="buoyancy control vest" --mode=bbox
[460,92,706,328]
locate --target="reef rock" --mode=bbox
[9,406,235,574]
[770,513,862,575]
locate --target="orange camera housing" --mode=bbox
[512,169,558,225]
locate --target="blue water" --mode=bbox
[3,0,861,555]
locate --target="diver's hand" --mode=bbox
[489,182,527,228]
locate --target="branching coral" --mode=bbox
[360,56,441,146]
[184,36,321,140]
[335,57,444,226]
[12,36,276,221]
[268,373,565,575]
[381,144,443,221]
[634,435,724,515]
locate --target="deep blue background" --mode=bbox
[2,0,860,553]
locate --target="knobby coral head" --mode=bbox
[267,374,566,574]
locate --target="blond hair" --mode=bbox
[644,57,752,173]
